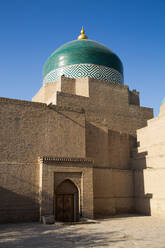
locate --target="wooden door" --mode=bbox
[56,194,74,222]
[56,195,63,221]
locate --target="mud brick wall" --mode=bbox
[0,98,85,223]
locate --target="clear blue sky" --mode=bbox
[0,0,164,116]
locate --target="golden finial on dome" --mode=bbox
[78,26,88,40]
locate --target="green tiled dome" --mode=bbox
[43,39,124,84]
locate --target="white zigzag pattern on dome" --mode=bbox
[43,64,123,84]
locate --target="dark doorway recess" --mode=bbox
[55,179,79,222]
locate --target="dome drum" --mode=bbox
[43,63,123,84]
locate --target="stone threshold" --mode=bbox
[52,218,99,225]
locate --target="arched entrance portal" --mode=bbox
[55,179,79,222]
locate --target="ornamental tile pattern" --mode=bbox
[43,64,123,84]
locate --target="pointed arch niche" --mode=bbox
[55,179,79,221]
[39,157,94,221]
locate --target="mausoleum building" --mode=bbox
[0,28,164,223]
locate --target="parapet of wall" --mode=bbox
[33,77,79,104]
[75,78,89,97]
[56,77,153,136]
[32,86,45,103]
[129,89,140,105]
[32,77,75,104]
[33,77,153,137]
[32,81,57,103]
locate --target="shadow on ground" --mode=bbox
[0,222,128,248]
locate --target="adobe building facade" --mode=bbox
[133,100,165,216]
[0,28,164,223]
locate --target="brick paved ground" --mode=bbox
[0,216,165,248]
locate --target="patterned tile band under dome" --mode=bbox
[43,64,123,84]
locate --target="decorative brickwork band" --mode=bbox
[43,64,123,84]
[42,156,94,164]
